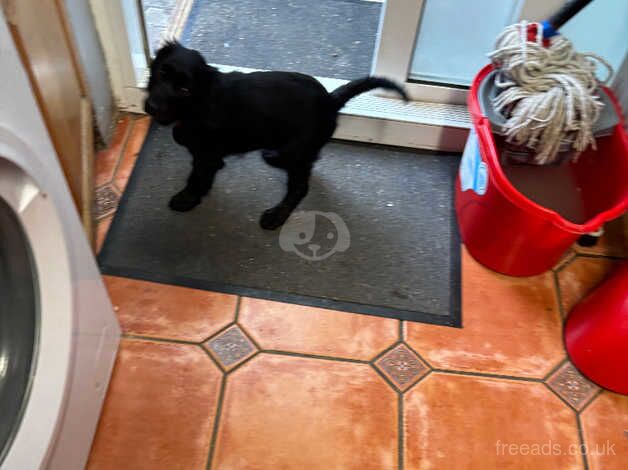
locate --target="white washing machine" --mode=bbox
[0,10,120,470]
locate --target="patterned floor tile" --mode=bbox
[95,115,130,187]
[404,372,581,469]
[204,325,257,370]
[91,111,626,470]
[113,117,151,192]
[212,354,397,469]
[546,361,599,410]
[580,392,628,470]
[405,247,564,378]
[87,339,222,470]
[374,343,428,391]
[94,185,120,220]
[104,276,237,342]
[238,297,398,361]
[95,215,113,253]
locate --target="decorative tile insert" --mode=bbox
[205,325,256,369]
[375,344,429,391]
[546,361,598,410]
[94,185,120,219]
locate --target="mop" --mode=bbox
[487,1,613,165]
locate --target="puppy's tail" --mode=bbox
[330,77,408,111]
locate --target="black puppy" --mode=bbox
[145,41,407,230]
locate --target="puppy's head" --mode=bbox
[144,41,212,125]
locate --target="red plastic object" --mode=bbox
[564,262,628,395]
[525,23,551,47]
[455,65,628,276]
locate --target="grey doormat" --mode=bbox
[99,125,461,326]
[181,0,381,80]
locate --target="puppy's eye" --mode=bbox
[178,86,190,94]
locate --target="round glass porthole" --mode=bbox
[0,196,38,464]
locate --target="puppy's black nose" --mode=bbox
[144,99,157,116]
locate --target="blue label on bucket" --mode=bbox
[460,129,488,196]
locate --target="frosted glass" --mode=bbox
[409,0,627,87]
[560,0,628,80]
[409,0,521,86]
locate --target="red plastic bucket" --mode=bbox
[456,65,628,276]
[564,261,628,395]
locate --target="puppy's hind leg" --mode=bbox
[261,149,291,169]
[170,153,225,212]
[259,160,313,230]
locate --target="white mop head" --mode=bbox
[488,21,613,165]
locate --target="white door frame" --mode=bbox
[371,0,573,105]
[90,0,148,114]
[89,0,471,151]
[88,0,626,152]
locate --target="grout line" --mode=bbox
[370,361,402,392]
[576,252,626,261]
[110,118,135,184]
[121,333,199,346]
[542,381,578,413]
[262,349,369,364]
[543,357,568,382]
[94,208,117,223]
[369,359,431,397]
[225,350,261,375]
[96,213,113,228]
[552,250,576,273]
[94,115,132,190]
[398,392,404,470]
[398,320,404,342]
[402,341,434,371]
[111,179,125,195]
[205,375,227,470]
[431,368,544,383]
[199,322,239,345]
[233,296,242,322]
[95,214,114,254]
[553,270,568,319]
[95,182,119,192]
[402,369,432,394]
[369,341,402,365]
[576,414,590,470]
[578,388,603,415]
[234,322,264,353]
[200,343,227,373]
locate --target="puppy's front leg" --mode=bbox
[169,153,224,212]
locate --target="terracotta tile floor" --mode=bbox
[89,114,627,469]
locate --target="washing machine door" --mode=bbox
[0,157,74,469]
[0,189,37,463]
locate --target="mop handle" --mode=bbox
[542,0,593,36]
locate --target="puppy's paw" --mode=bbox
[261,150,287,169]
[261,149,279,160]
[259,206,291,230]
[169,190,201,212]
